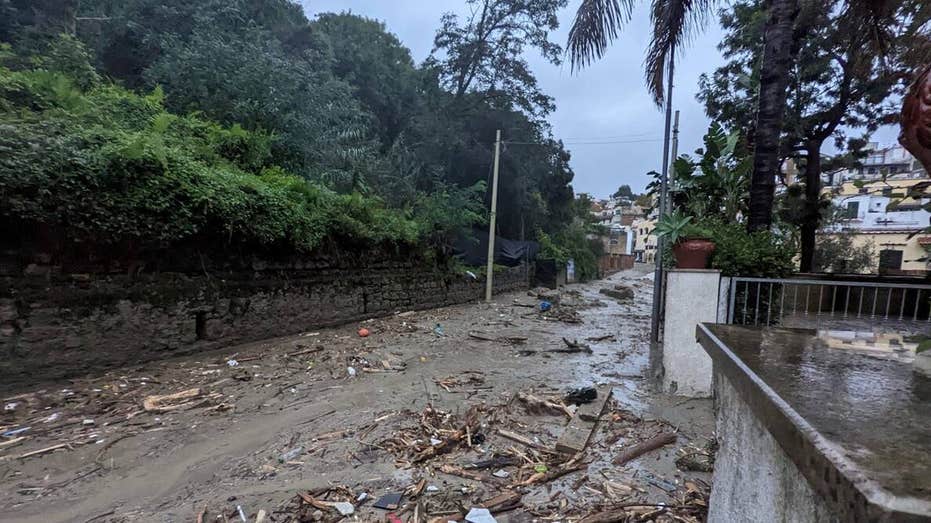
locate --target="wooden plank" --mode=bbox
[555,386,612,454]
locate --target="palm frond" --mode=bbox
[645,0,717,106]
[567,0,637,72]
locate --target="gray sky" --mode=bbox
[302,0,899,199]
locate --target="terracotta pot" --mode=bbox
[672,238,716,269]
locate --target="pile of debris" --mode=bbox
[263,383,710,522]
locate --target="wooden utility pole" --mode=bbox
[485,130,503,302]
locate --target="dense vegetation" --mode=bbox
[0,1,591,272]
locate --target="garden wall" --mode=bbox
[0,255,531,387]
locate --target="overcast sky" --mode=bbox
[302,0,899,199]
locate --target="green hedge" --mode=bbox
[0,64,434,253]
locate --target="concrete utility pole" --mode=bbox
[485,129,503,302]
[653,110,680,341]
[649,50,676,359]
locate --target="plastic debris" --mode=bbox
[425,485,440,493]
[534,464,548,473]
[357,492,369,502]
[236,505,247,522]
[42,413,60,423]
[565,386,598,405]
[433,324,445,336]
[429,437,443,446]
[4,402,18,411]
[82,419,95,426]
[347,367,357,378]
[332,502,355,516]
[278,446,303,463]
[492,469,510,478]
[2,427,30,438]
[358,328,370,337]
[465,507,498,523]
[227,359,239,367]
[373,492,403,510]
[539,300,552,312]
[465,270,478,280]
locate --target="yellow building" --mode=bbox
[633,218,657,264]
[821,178,931,275]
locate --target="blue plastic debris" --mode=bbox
[540,300,552,312]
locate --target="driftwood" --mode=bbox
[142,388,202,413]
[613,432,678,466]
[517,392,573,418]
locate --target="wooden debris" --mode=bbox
[613,432,678,466]
[516,461,588,486]
[555,386,612,454]
[548,338,592,353]
[496,429,553,453]
[579,509,629,523]
[142,388,202,413]
[19,442,70,459]
[0,436,26,451]
[517,392,574,418]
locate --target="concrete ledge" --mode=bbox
[697,323,931,522]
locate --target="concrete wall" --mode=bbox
[662,269,720,397]
[0,259,531,387]
[709,369,839,523]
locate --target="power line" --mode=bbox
[504,137,663,146]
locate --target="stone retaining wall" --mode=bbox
[0,259,531,386]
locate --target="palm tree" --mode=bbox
[567,0,798,233]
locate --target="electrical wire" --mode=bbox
[504,137,663,146]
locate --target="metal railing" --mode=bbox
[726,277,931,330]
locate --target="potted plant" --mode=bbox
[655,212,716,269]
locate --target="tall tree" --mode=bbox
[745,0,798,232]
[700,0,923,270]
[567,0,718,106]
[429,0,567,119]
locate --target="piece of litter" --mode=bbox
[430,438,443,446]
[465,507,498,523]
[82,419,95,426]
[236,505,247,522]
[347,367,357,378]
[4,402,18,411]
[333,502,355,516]
[492,469,510,478]
[227,359,239,367]
[373,492,403,510]
[42,413,60,423]
[426,485,440,493]
[534,464,548,473]
[357,492,369,502]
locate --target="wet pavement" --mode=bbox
[0,268,714,522]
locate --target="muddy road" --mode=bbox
[0,268,714,522]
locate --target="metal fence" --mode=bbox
[726,277,931,331]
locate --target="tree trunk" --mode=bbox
[799,141,822,273]
[747,0,800,232]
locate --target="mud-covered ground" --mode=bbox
[0,268,714,522]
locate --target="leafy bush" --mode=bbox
[706,221,796,277]
[0,62,459,254]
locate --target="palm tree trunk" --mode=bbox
[747,0,800,232]
[799,141,822,273]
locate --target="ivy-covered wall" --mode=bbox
[0,256,531,388]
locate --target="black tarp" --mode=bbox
[453,228,539,267]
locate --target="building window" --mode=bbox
[882,187,892,196]
[879,249,903,271]
[843,201,859,219]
